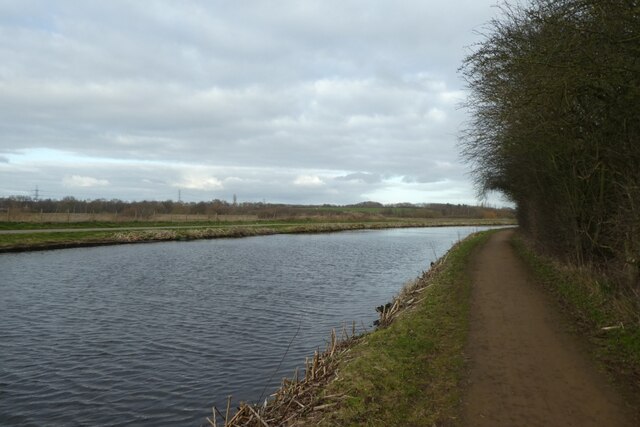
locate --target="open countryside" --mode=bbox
[1,0,639,426]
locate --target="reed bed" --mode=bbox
[206,326,360,427]
[205,251,451,427]
[374,252,449,329]
[111,227,272,243]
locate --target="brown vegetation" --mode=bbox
[0,196,513,223]
[206,327,360,427]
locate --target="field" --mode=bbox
[0,211,259,224]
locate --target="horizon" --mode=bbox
[0,193,512,210]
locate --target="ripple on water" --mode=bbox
[0,226,500,426]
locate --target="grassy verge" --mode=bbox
[0,231,121,250]
[511,234,640,392]
[300,231,494,426]
[0,226,281,252]
[0,219,512,253]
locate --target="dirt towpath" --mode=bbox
[462,229,635,427]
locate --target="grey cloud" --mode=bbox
[0,76,466,175]
[0,0,499,205]
[401,161,467,184]
[335,173,381,184]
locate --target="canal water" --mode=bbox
[0,226,498,426]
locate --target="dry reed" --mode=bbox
[207,325,360,427]
[205,252,451,426]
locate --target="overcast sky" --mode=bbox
[0,0,504,205]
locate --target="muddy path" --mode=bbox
[462,229,636,427]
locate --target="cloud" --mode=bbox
[336,172,381,184]
[0,155,8,163]
[171,166,225,191]
[0,1,502,205]
[63,175,109,188]
[174,176,224,191]
[425,108,447,123]
[294,175,324,187]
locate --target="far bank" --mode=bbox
[0,218,514,253]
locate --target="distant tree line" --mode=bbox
[0,196,513,220]
[461,0,639,283]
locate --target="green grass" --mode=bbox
[0,231,120,249]
[312,231,494,426]
[511,235,640,390]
